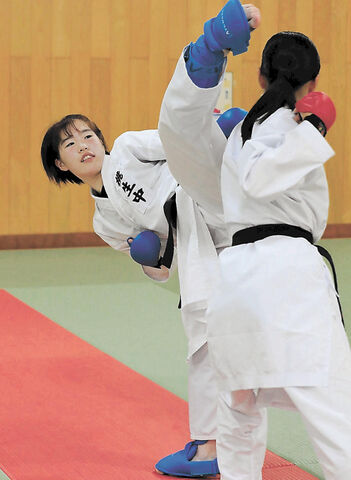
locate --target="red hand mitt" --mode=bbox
[295,91,336,131]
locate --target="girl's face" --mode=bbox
[55,120,105,185]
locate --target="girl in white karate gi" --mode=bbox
[41,113,240,476]
[160,21,351,480]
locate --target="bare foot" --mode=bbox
[192,440,217,461]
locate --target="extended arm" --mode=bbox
[158,1,260,215]
[159,56,226,215]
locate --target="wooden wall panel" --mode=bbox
[313,0,332,64]
[149,0,169,128]
[130,0,150,59]
[130,58,149,132]
[325,0,348,223]
[71,0,92,55]
[296,0,313,38]
[31,1,52,57]
[0,0,11,53]
[11,0,32,57]
[244,0,262,62]
[278,0,296,31]
[9,58,31,234]
[48,58,71,233]
[29,1,52,234]
[344,64,351,223]
[30,57,51,234]
[1,0,351,239]
[230,54,245,108]
[71,56,91,115]
[91,0,111,59]
[90,58,111,141]
[187,0,204,41]
[0,62,10,235]
[52,0,71,58]
[260,0,279,43]
[0,0,11,236]
[110,0,130,138]
[168,0,188,60]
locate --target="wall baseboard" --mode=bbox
[0,225,350,250]
[0,233,106,250]
[323,224,351,239]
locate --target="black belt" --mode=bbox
[160,193,182,309]
[232,224,344,326]
[160,193,177,269]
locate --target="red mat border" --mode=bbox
[0,290,320,480]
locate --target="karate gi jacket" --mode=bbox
[159,52,340,389]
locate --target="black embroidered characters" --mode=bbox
[122,181,136,197]
[115,171,146,203]
[115,171,123,186]
[132,188,146,203]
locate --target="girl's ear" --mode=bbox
[55,158,69,171]
[308,76,318,93]
[258,70,268,90]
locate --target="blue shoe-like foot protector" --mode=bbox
[204,0,250,55]
[155,440,219,478]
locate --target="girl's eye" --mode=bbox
[65,141,74,148]
[85,134,93,139]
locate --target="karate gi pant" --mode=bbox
[215,314,351,480]
[188,343,218,440]
[182,306,218,440]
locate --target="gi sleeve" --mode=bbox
[111,130,166,163]
[158,51,227,216]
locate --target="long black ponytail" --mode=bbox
[241,31,320,144]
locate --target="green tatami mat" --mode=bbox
[0,247,186,397]
[1,239,350,479]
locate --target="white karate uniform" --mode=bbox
[159,52,351,479]
[92,129,224,440]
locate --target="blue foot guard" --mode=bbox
[155,440,219,478]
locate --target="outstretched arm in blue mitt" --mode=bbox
[127,231,170,282]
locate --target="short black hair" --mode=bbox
[41,114,109,185]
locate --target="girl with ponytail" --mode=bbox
[205,31,351,480]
